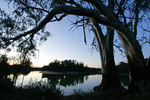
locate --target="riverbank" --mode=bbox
[40,71,63,74]
[40,71,101,75]
[1,71,148,100]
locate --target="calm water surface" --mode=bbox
[8,71,129,96]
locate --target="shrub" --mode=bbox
[15,80,64,100]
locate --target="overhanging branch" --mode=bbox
[50,14,67,22]
[3,5,111,43]
[83,0,118,22]
[3,5,135,50]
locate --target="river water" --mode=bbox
[8,71,129,96]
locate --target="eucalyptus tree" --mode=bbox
[113,0,150,90]
[0,0,150,92]
[93,25,123,91]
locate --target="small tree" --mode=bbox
[0,54,10,77]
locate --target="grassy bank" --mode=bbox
[1,77,150,100]
[0,79,63,100]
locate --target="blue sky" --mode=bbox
[0,1,150,68]
[31,17,102,67]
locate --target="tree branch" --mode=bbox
[133,0,140,37]
[63,0,80,7]
[18,1,49,13]
[83,0,118,22]
[50,14,67,22]
[2,5,137,49]
[140,26,150,32]
[115,0,127,26]
[82,17,87,45]
[141,41,150,46]
[113,44,124,54]
[3,5,110,42]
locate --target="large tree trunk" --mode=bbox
[93,27,124,92]
[117,32,150,91]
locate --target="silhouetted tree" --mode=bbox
[0,54,8,65]
[0,0,150,92]
[43,59,100,73]
[116,62,129,73]
[20,58,32,67]
[0,55,11,77]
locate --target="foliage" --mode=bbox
[0,54,31,77]
[16,81,63,100]
[0,55,63,100]
[0,80,63,100]
[0,54,8,64]
[0,55,12,77]
[0,0,149,57]
[19,57,32,67]
[116,59,150,74]
[116,62,129,73]
[43,59,100,73]
[0,0,150,96]
[0,77,15,93]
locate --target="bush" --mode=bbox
[0,77,15,93]
[14,80,64,100]
[0,79,63,100]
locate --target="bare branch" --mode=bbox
[50,14,67,22]
[18,1,49,13]
[1,4,137,50]
[63,0,80,7]
[69,18,88,31]
[141,28,150,32]
[2,5,105,44]
[141,41,150,46]
[113,44,124,54]
[115,0,127,26]
[83,17,87,45]
[91,37,99,51]
[83,0,118,22]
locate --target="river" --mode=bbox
[8,71,129,96]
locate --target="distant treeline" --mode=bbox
[1,54,148,74]
[116,58,150,74]
[42,59,101,73]
[42,59,130,73]
[0,55,31,77]
[0,62,31,76]
[116,62,129,73]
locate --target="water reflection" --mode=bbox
[8,71,43,86]
[42,74,89,87]
[119,75,130,88]
[8,71,129,95]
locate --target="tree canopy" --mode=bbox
[0,0,150,93]
[43,59,100,72]
[0,0,149,56]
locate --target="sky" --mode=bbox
[0,0,150,68]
